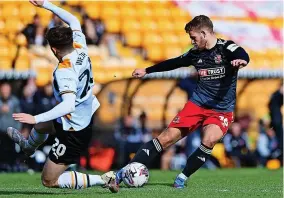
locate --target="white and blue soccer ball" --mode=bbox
[122,162,149,187]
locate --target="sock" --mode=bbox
[181,143,212,178]
[58,171,105,189]
[177,173,188,180]
[130,138,163,167]
[26,128,49,150]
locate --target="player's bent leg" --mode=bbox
[174,124,224,188]
[25,122,54,155]
[41,158,68,188]
[201,124,224,148]
[42,158,115,190]
[157,127,189,150]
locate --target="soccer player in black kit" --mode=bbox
[112,15,250,189]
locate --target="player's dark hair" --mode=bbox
[45,26,73,51]
[185,15,213,33]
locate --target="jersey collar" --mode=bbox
[61,49,77,62]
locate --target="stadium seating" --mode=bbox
[0,1,282,131]
[0,57,12,71]
[0,0,282,79]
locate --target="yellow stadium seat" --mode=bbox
[16,33,27,47]
[41,16,52,27]
[140,20,158,33]
[0,35,9,46]
[136,6,153,19]
[149,1,171,8]
[117,47,132,57]
[146,45,163,62]
[125,32,142,48]
[170,7,190,20]
[0,6,3,20]
[177,32,191,49]
[212,143,234,168]
[0,47,11,59]
[157,20,174,32]
[161,33,180,45]
[121,19,141,33]
[6,34,16,45]
[66,0,80,6]
[100,6,120,20]
[2,4,19,20]
[15,57,30,71]
[120,5,137,19]
[164,45,182,59]
[257,17,271,26]
[272,18,283,29]
[19,4,37,21]
[36,7,52,21]
[173,19,189,33]
[0,20,5,34]
[142,32,162,47]
[85,6,100,19]
[152,7,170,18]
[36,73,52,87]
[104,20,120,33]
[0,57,12,71]
[4,19,24,34]
[18,46,29,57]
[80,1,99,7]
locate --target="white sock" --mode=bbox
[26,128,49,150]
[58,171,105,189]
[178,173,188,181]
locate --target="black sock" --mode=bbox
[130,138,163,167]
[182,143,212,177]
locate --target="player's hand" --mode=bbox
[132,69,147,78]
[13,113,36,124]
[231,59,248,67]
[29,0,45,7]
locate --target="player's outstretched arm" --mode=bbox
[132,53,192,78]
[13,93,76,124]
[225,41,250,69]
[30,0,81,31]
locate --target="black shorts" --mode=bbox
[49,121,92,165]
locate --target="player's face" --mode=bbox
[188,30,207,50]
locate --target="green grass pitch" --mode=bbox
[0,168,282,198]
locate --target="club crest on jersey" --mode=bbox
[214,55,222,64]
[173,116,180,124]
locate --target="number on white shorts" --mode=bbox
[219,116,228,127]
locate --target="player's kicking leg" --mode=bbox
[114,127,189,186]
[174,124,224,188]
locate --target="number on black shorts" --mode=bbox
[51,138,67,159]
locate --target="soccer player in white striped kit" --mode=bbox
[7,0,118,193]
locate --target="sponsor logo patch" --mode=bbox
[198,67,225,77]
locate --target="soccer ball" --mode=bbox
[122,162,149,187]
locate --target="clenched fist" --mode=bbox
[231,59,248,67]
[29,0,45,7]
[132,68,147,78]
